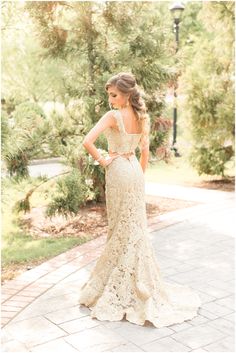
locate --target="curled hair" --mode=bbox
[105,72,150,149]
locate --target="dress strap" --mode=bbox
[112,110,125,133]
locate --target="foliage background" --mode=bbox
[2,1,234,179]
[1,1,235,205]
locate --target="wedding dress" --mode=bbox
[78,109,201,328]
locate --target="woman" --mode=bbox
[79,72,201,328]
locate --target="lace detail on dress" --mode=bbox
[113,110,125,133]
[103,110,142,154]
[78,111,202,328]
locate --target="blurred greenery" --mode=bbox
[179,1,235,176]
[2,0,177,201]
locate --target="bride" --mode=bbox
[78,72,201,328]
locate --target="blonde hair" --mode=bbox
[105,72,150,148]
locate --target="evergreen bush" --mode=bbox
[13,101,46,126]
[180,2,234,177]
[46,169,89,218]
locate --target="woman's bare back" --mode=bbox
[113,108,142,135]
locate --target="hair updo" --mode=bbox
[105,72,150,146]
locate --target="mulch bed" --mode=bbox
[20,196,197,240]
[21,176,234,240]
[185,176,235,192]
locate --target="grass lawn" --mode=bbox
[1,177,88,282]
[146,156,235,188]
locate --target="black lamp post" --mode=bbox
[169,2,185,157]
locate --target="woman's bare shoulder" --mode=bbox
[101,110,117,128]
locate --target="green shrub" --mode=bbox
[46,169,89,218]
[180,2,234,177]
[3,140,29,178]
[1,110,10,147]
[149,117,172,160]
[2,101,47,177]
[13,101,46,127]
[189,145,234,177]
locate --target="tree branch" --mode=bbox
[14,170,70,214]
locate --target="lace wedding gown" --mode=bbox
[78,110,201,328]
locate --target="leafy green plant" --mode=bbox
[189,145,234,177]
[2,101,48,177]
[3,142,29,178]
[46,169,89,218]
[1,110,10,147]
[13,101,46,125]
[150,117,172,161]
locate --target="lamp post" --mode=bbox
[169,2,185,157]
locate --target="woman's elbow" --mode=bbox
[82,138,90,147]
[141,148,149,159]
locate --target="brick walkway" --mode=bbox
[1,185,235,352]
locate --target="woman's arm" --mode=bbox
[138,131,150,173]
[82,111,115,167]
[140,145,149,173]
